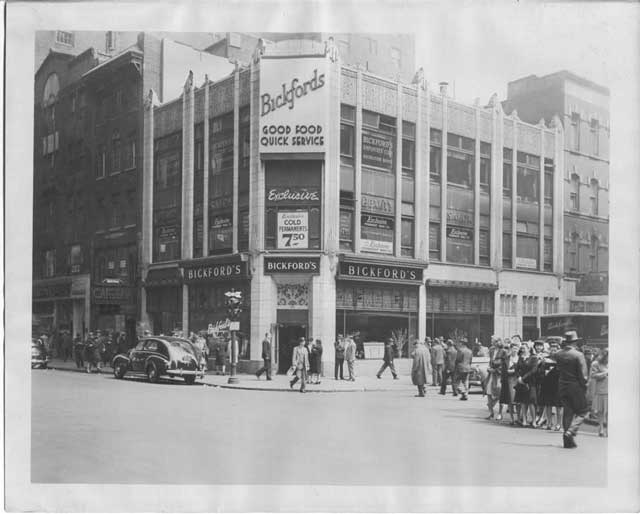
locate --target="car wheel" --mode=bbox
[114,362,127,379]
[146,362,159,383]
[183,375,196,385]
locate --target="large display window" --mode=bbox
[265,160,322,250]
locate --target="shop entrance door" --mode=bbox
[277,324,307,373]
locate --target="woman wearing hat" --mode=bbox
[499,340,519,424]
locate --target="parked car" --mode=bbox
[468,356,490,393]
[31,339,49,369]
[111,336,206,385]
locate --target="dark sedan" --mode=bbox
[112,336,206,385]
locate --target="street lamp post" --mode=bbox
[225,289,243,384]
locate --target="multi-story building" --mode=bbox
[141,38,565,373]
[32,31,404,340]
[504,71,609,315]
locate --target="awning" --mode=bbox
[426,279,498,290]
[144,266,183,287]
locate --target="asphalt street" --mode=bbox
[31,369,607,486]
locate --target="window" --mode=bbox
[123,139,136,170]
[569,232,579,272]
[516,152,540,203]
[544,237,553,272]
[500,294,517,316]
[390,47,401,68]
[114,89,123,111]
[544,297,559,315]
[340,123,354,158]
[401,218,414,257]
[503,231,512,268]
[570,174,580,211]
[523,296,539,316]
[70,245,82,274]
[590,235,599,271]
[479,229,490,266]
[402,121,415,174]
[111,131,121,173]
[590,118,599,155]
[105,31,116,52]
[590,179,599,216]
[339,209,353,251]
[56,31,74,46]
[447,133,474,188]
[96,146,106,178]
[45,249,56,277]
[571,112,580,151]
[429,223,440,260]
[430,129,442,182]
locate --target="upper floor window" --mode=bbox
[69,245,83,274]
[590,118,600,156]
[447,133,474,188]
[402,121,415,174]
[570,173,580,211]
[590,234,599,271]
[45,249,56,277]
[516,152,540,203]
[123,137,136,170]
[56,31,74,46]
[480,142,491,192]
[96,146,106,178]
[111,131,121,174]
[390,47,401,69]
[430,129,442,182]
[503,148,513,196]
[590,178,599,216]
[570,112,580,151]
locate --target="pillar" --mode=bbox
[552,115,565,274]
[474,103,481,265]
[203,76,210,255]
[538,122,546,271]
[394,82,403,256]
[354,68,363,253]
[311,255,337,373]
[491,98,504,268]
[440,91,448,261]
[511,115,518,269]
[232,65,240,254]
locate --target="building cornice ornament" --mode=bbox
[412,67,426,90]
[183,70,194,94]
[143,89,159,111]
[325,37,339,63]
[253,38,265,64]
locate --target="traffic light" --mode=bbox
[224,289,243,321]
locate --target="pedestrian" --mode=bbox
[589,349,608,437]
[376,337,399,379]
[61,330,72,362]
[334,334,345,380]
[514,344,536,426]
[539,339,562,431]
[83,332,97,373]
[411,339,430,397]
[485,339,504,420]
[289,337,309,393]
[554,330,589,448]
[344,336,357,382]
[117,332,128,355]
[73,333,84,369]
[454,338,473,401]
[256,332,273,380]
[309,338,323,384]
[430,337,445,386]
[439,339,458,396]
[499,340,519,424]
[215,338,226,375]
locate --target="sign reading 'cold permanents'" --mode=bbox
[260,57,328,153]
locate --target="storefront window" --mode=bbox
[265,160,322,250]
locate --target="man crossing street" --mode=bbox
[256,332,272,380]
[376,338,399,379]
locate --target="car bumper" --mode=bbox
[166,369,205,378]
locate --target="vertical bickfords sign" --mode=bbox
[259,57,328,153]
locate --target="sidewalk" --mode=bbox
[45,358,431,393]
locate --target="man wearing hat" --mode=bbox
[554,330,589,448]
[376,337,399,380]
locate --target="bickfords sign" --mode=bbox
[183,261,247,282]
[259,57,328,153]
[264,257,320,274]
[338,261,424,283]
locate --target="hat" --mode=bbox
[533,339,545,347]
[563,330,580,343]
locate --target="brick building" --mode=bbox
[141,38,566,373]
[504,71,609,312]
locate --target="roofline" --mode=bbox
[81,45,143,80]
[35,48,77,77]
[508,70,609,96]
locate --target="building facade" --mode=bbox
[504,71,609,314]
[141,39,565,372]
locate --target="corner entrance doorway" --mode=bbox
[277,324,307,374]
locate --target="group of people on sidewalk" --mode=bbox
[287,336,327,392]
[482,331,608,448]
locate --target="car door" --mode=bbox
[130,340,147,372]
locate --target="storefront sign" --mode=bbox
[446,227,473,241]
[338,261,423,283]
[92,286,135,305]
[361,194,394,215]
[158,225,178,241]
[267,187,320,204]
[183,261,247,282]
[362,132,393,170]
[264,257,320,274]
[33,282,71,299]
[361,214,393,254]
[446,209,473,228]
[516,257,538,269]
[277,211,308,249]
[259,57,327,153]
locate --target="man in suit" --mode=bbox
[256,332,272,380]
[555,330,589,448]
[344,337,357,382]
[455,338,473,400]
[430,338,445,386]
[439,339,458,396]
[334,334,345,380]
[290,336,310,392]
[376,337,399,379]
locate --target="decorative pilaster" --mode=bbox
[491,95,503,269]
[354,68,363,253]
[474,100,481,266]
[395,82,403,256]
[440,90,448,262]
[232,64,240,254]
[181,71,195,335]
[202,76,210,255]
[511,113,518,269]
[538,119,546,271]
[551,115,565,274]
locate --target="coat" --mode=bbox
[445,346,457,371]
[344,339,356,362]
[411,343,430,386]
[455,346,473,374]
[292,345,310,371]
[383,343,395,363]
[334,340,345,359]
[261,338,272,360]
[431,343,445,366]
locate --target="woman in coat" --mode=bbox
[309,339,323,384]
[590,349,608,437]
[411,339,430,397]
[517,344,541,427]
[499,340,519,424]
[485,339,504,420]
[539,339,562,431]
